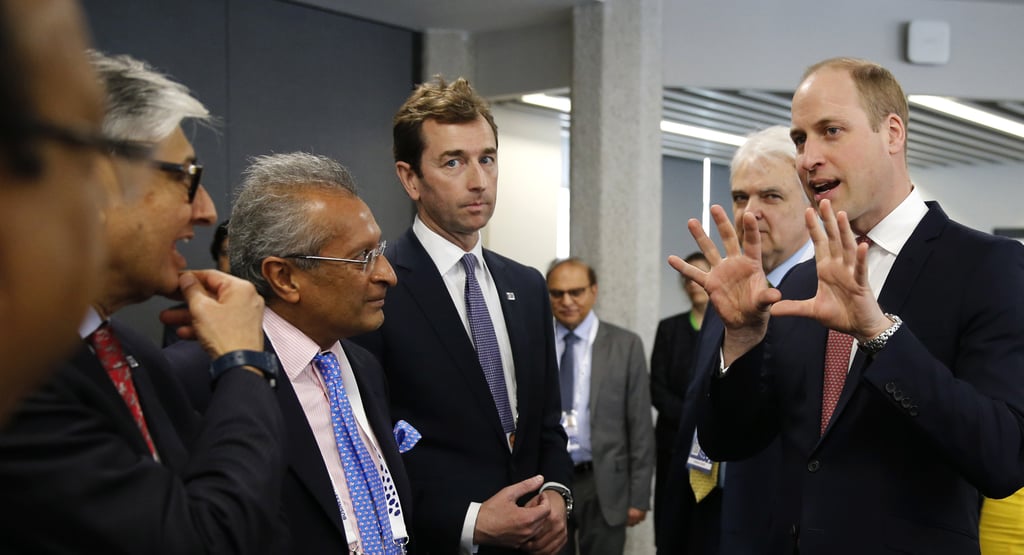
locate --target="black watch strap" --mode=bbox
[210,350,279,388]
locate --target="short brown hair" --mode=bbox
[802,57,909,135]
[392,75,498,176]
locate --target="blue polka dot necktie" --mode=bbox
[313,351,399,554]
[460,254,516,435]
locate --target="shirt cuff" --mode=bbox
[460,502,482,554]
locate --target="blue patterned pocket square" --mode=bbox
[393,420,421,453]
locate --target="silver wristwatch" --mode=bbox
[858,314,903,355]
[539,482,574,519]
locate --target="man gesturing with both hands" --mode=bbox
[670,57,1024,555]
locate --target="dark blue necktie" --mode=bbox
[559,332,579,411]
[313,352,399,554]
[460,254,516,434]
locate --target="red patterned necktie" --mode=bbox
[820,330,854,435]
[820,235,873,435]
[89,324,158,457]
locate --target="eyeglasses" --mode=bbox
[152,160,203,203]
[20,119,155,161]
[285,240,387,273]
[549,287,589,300]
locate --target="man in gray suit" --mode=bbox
[547,258,655,555]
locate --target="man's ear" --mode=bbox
[262,257,300,304]
[395,161,421,201]
[886,113,907,156]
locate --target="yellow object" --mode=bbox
[689,462,719,503]
[980,488,1024,554]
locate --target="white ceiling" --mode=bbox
[289,0,585,33]
[290,0,1024,169]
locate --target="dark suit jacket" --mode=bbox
[165,336,415,554]
[650,311,699,452]
[658,308,785,555]
[586,322,655,525]
[352,228,572,555]
[0,321,284,554]
[696,202,1024,554]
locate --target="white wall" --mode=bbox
[911,161,1024,233]
[483,105,565,273]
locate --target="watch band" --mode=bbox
[539,481,574,519]
[858,314,903,355]
[210,350,279,388]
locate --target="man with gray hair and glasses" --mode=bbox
[0,51,285,554]
[169,151,414,554]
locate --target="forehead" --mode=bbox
[306,190,377,242]
[18,0,104,127]
[791,68,866,126]
[421,115,496,154]
[732,157,800,194]
[549,263,590,285]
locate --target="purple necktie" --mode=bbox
[461,254,516,434]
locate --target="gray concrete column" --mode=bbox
[571,0,663,350]
[422,29,474,82]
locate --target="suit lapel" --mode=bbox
[343,340,412,517]
[70,341,151,455]
[588,325,611,411]
[393,232,507,444]
[824,203,945,438]
[266,340,347,537]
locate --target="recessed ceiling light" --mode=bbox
[909,95,1024,139]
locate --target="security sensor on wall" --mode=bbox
[906,20,951,65]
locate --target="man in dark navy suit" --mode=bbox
[353,76,572,555]
[226,152,414,554]
[671,57,1024,554]
[658,125,812,554]
[0,51,283,553]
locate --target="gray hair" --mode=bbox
[229,152,360,299]
[88,51,209,142]
[729,125,797,176]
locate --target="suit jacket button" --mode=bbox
[807,460,820,472]
[885,382,897,393]
[909,406,919,417]
[901,398,913,408]
[893,390,904,401]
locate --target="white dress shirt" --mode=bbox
[413,216,525,554]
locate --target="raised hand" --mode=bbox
[177,269,265,358]
[771,200,891,342]
[668,205,781,365]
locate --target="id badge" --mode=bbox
[686,430,714,473]
[561,410,580,452]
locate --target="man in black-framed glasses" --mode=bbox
[0,49,286,554]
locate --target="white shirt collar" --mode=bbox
[262,306,344,381]
[79,307,104,339]
[863,187,928,257]
[412,215,485,276]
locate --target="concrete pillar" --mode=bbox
[571,0,663,351]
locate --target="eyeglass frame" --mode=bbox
[548,286,591,300]
[283,240,388,273]
[152,159,202,203]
